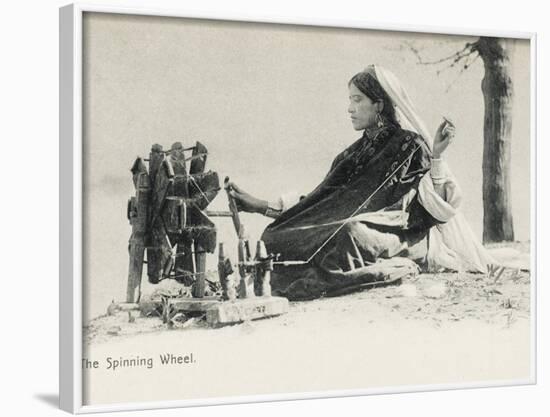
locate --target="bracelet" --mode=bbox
[431,177,447,185]
[264,206,283,219]
[430,158,446,180]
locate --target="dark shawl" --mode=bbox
[262,124,434,264]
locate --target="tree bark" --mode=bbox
[477,37,515,243]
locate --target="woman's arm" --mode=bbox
[417,119,462,222]
[431,159,447,200]
[226,183,301,218]
[429,119,461,208]
[226,182,269,215]
[417,157,462,223]
[427,158,462,209]
[264,192,302,218]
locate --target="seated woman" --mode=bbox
[229,65,495,300]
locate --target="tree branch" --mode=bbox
[404,39,481,92]
[405,40,479,69]
[444,54,480,93]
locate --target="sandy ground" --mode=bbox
[80,243,531,406]
[84,243,531,346]
[84,269,531,347]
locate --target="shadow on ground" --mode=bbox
[34,393,59,409]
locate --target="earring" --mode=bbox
[376,112,385,128]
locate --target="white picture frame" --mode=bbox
[60,2,537,413]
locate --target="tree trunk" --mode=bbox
[477,37,515,243]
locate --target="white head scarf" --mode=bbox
[370,64,496,273]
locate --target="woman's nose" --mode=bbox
[348,104,354,114]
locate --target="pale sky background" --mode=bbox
[82,12,531,320]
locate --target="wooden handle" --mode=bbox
[224,177,245,239]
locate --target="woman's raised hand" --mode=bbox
[226,181,268,214]
[433,118,455,159]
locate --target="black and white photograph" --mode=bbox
[59,4,534,412]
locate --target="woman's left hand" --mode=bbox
[433,118,455,159]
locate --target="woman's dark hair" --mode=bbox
[349,71,399,127]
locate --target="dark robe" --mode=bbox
[261,124,440,300]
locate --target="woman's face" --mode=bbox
[348,83,380,131]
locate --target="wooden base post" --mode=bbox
[254,240,272,297]
[238,240,255,298]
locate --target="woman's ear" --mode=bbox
[375,100,384,113]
